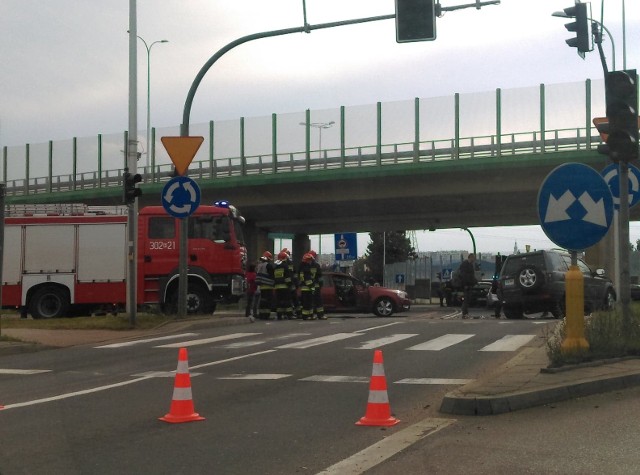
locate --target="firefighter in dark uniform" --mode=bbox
[273,250,294,320]
[309,250,326,320]
[281,248,300,319]
[298,253,315,320]
[256,251,275,320]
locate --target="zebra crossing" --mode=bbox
[95,329,537,353]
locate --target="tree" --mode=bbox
[361,231,416,284]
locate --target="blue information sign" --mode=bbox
[334,233,358,261]
[601,163,640,210]
[162,176,201,218]
[537,163,613,251]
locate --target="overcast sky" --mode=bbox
[1,0,638,255]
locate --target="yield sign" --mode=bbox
[161,136,204,176]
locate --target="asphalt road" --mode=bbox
[0,306,557,474]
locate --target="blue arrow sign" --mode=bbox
[538,163,614,251]
[601,163,640,210]
[162,176,201,218]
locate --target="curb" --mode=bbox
[439,371,640,416]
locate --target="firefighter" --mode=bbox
[309,250,326,320]
[298,253,315,320]
[255,251,275,320]
[273,250,294,320]
[282,248,300,319]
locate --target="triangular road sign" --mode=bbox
[161,136,204,176]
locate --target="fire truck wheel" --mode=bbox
[29,286,70,319]
[168,283,214,314]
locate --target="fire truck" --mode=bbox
[1,202,247,318]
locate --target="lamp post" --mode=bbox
[461,227,476,255]
[299,121,335,158]
[136,36,168,171]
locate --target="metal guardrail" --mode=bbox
[4,128,602,197]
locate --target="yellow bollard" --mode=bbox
[561,265,589,352]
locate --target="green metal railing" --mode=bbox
[1,79,606,197]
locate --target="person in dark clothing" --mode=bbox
[245,264,258,322]
[459,253,477,318]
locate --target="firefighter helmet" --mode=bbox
[277,251,289,261]
[309,250,317,259]
[261,251,273,261]
[302,253,313,263]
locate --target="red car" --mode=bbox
[320,272,411,317]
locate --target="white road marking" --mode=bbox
[218,374,291,380]
[316,418,455,474]
[300,375,370,383]
[190,350,277,370]
[95,333,199,348]
[219,332,312,349]
[276,333,360,349]
[480,334,536,351]
[0,369,51,375]
[155,333,261,348]
[407,334,474,351]
[348,334,418,350]
[1,376,155,410]
[395,378,473,385]
[131,371,203,378]
[354,322,403,333]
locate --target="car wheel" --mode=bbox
[29,286,70,319]
[516,265,545,292]
[373,297,394,317]
[503,304,524,319]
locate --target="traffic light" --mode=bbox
[395,0,436,43]
[123,168,142,204]
[605,69,639,162]
[563,2,592,58]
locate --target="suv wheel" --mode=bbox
[516,265,545,292]
[503,304,524,319]
[550,299,565,319]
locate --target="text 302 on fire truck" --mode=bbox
[1,202,247,318]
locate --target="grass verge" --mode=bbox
[0,313,174,331]
[547,303,640,367]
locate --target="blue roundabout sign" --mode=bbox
[161,176,201,218]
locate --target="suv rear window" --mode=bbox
[502,254,546,275]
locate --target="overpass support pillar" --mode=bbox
[292,234,311,263]
[585,224,616,288]
[244,221,273,265]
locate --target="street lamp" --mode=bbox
[461,227,476,255]
[299,121,335,158]
[136,36,168,171]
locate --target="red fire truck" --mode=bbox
[1,202,247,318]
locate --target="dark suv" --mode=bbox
[498,249,616,319]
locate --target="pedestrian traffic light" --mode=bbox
[562,2,592,58]
[605,69,639,162]
[123,168,142,204]
[395,0,436,43]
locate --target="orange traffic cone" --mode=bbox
[159,347,205,423]
[356,349,399,427]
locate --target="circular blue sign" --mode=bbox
[601,163,640,210]
[537,163,614,251]
[161,176,201,218]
